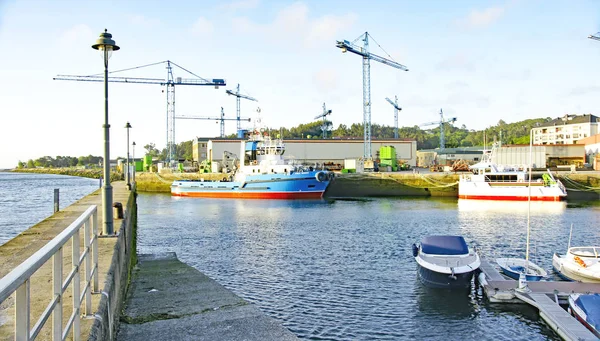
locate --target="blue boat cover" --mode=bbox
[420,235,469,255]
[574,294,600,333]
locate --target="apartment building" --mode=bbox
[531,114,599,145]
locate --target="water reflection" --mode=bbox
[457,199,567,215]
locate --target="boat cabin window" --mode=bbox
[570,247,598,258]
[486,175,518,182]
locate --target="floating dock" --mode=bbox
[478,259,600,341]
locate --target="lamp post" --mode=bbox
[125,122,132,189]
[92,29,119,236]
[132,141,136,184]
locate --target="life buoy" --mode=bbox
[574,256,587,268]
[252,160,258,165]
[316,171,327,182]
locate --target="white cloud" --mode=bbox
[130,14,160,28]
[306,13,358,47]
[190,17,214,36]
[231,16,261,34]
[230,2,357,48]
[220,0,260,11]
[457,6,505,29]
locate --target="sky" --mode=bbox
[1,0,599,168]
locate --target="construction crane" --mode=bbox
[54,60,225,165]
[176,107,250,138]
[420,109,457,150]
[385,96,402,139]
[314,103,332,139]
[336,32,408,158]
[225,84,257,132]
[589,32,600,41]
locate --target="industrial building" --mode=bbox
[193,137,418,168]
[417,144,586,169]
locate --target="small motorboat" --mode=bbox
[553,246,600,283]
[496,258,547,281]
[412,235,481,289]
[569,293,600,337]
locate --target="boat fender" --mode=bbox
[412,244,419,257]
[316,171,327,182]
[574,256,587,268]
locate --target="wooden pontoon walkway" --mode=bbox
[478,259,600,341]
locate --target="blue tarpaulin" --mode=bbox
[420,235,469,255]
[574,294,600,334]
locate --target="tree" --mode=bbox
[144,143,160,157]
[17,161,24,169]
[27,159,35,168]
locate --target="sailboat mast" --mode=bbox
[526,130,533,264]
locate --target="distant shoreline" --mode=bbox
[7,168,123,182]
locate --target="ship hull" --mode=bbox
[458,182,566,201]
[171,171,331,199]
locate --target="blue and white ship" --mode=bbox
[171,131,334,199]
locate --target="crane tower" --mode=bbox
[54,60,225,165]
[314,103,332,139]
[419,109,457,150]
[226,84,257,132]
[385,96,402,139]
[176,107,251,138]
[336,32,408,158]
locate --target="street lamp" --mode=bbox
[132,141,136,184]
[125,122,132,189]
[92,29,119,236]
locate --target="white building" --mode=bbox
[531,114,599,145]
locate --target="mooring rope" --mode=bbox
[560,175,600,191]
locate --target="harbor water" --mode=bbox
[137,193,599,341]
[0,172,98,246]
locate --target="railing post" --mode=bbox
[53,248,63,341]
[15,280,30,341]
[92,210,99,292]
[84,217,92,315]
[72,230,80,341]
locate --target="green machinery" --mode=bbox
[379,146,398,171]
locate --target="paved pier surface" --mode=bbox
[0,181,131,340]
[117,253,299,341]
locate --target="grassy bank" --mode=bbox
[9,168,123,182]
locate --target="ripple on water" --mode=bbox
[136,195,597,340]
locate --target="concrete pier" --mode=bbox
[117,253,299,341]
[0,181,133,340]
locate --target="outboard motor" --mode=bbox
[412,244,419,257]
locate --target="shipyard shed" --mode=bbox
[200,138,417,167]
[496,144,586,168]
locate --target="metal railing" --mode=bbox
[0,205,99,341]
